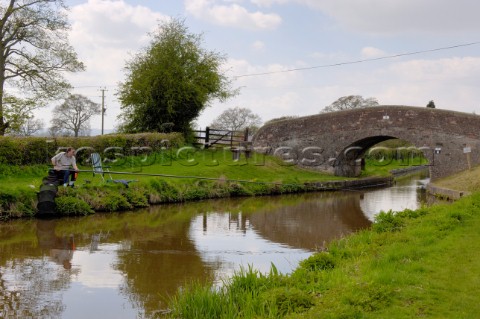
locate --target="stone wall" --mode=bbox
[253,106,480,180]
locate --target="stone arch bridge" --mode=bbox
[252,106,480,180]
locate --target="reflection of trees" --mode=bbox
[0,219,77,319]
[0,258,68,318]
[112,208,212,317]
[248,192,371,250]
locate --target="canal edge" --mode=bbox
[426,184,470,201]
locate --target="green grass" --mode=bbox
[167,193,480,318]
[0,149,346,191]
[362,157,429,177]
[0,149,428,191]
[431,163,480,193]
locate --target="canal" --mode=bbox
[0,170,429,318]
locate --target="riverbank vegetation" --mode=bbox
[167,190,480,318]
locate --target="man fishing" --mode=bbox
[51,147,79,187]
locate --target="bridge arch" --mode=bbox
[252,106,480,180]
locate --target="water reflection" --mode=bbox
[0,172,428,318]
[360,170,429,220]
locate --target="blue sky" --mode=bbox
[35,0,480,132]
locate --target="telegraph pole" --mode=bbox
[100,87,107,135]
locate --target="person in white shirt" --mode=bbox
[51,147,79,187]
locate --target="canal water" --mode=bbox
[0,170,429,319]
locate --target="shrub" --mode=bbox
[149,179,180,202]
[300,251,336,271]
[55,196,94,216]
[372,210,405,233]
[228,182,253,196]
[98,193,132,212]
[124,187,149,207]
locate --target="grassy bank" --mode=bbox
[430,164,480,193]
[167,191,480,318]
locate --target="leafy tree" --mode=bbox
[3,94,36,133]
[117,18,235,138]
[50,94,100,137]
[321,95,379,113]
[210,107,262,133]
[426,100,436,108]
[0,0,85,135]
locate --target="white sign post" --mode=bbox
[464,146,472,170]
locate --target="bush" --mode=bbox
[124,187,149,207]
[372,210,405,233]
[228,182,253,196]
[300,251,336,271]
[55,196,94,216]
[149,179,180,202]
[97,192,132,212]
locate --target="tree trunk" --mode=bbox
[0,80,7,136]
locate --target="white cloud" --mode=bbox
[39,0,169,131]
[352,57,480,112]
[68,0,168,83]
[251,40,266,52]
[361,47,386,58]
[298,0,480,34]
[250,0,289,8]
[185,0,282,30]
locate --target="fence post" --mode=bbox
[205,126,210,149]
[244,128,249,141]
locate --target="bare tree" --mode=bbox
[0,0,85,135]
[10,117,44,136]
[321,95,379,113]
[50,94,100,137]
[210,107,262,132]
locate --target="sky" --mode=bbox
[34,0,480,133]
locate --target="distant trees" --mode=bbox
[11,118,44,136]
[50,94,101,137]
[117,18,235,138]
[321,95,379,113]
[426,100,436,108]
[0,0,84,135]
[210,107,262,132]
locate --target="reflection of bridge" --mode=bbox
[253,106,480,180]
[248,192,371,250]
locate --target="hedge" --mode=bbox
[0,132,184,166]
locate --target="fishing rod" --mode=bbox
[74,169,309,187]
